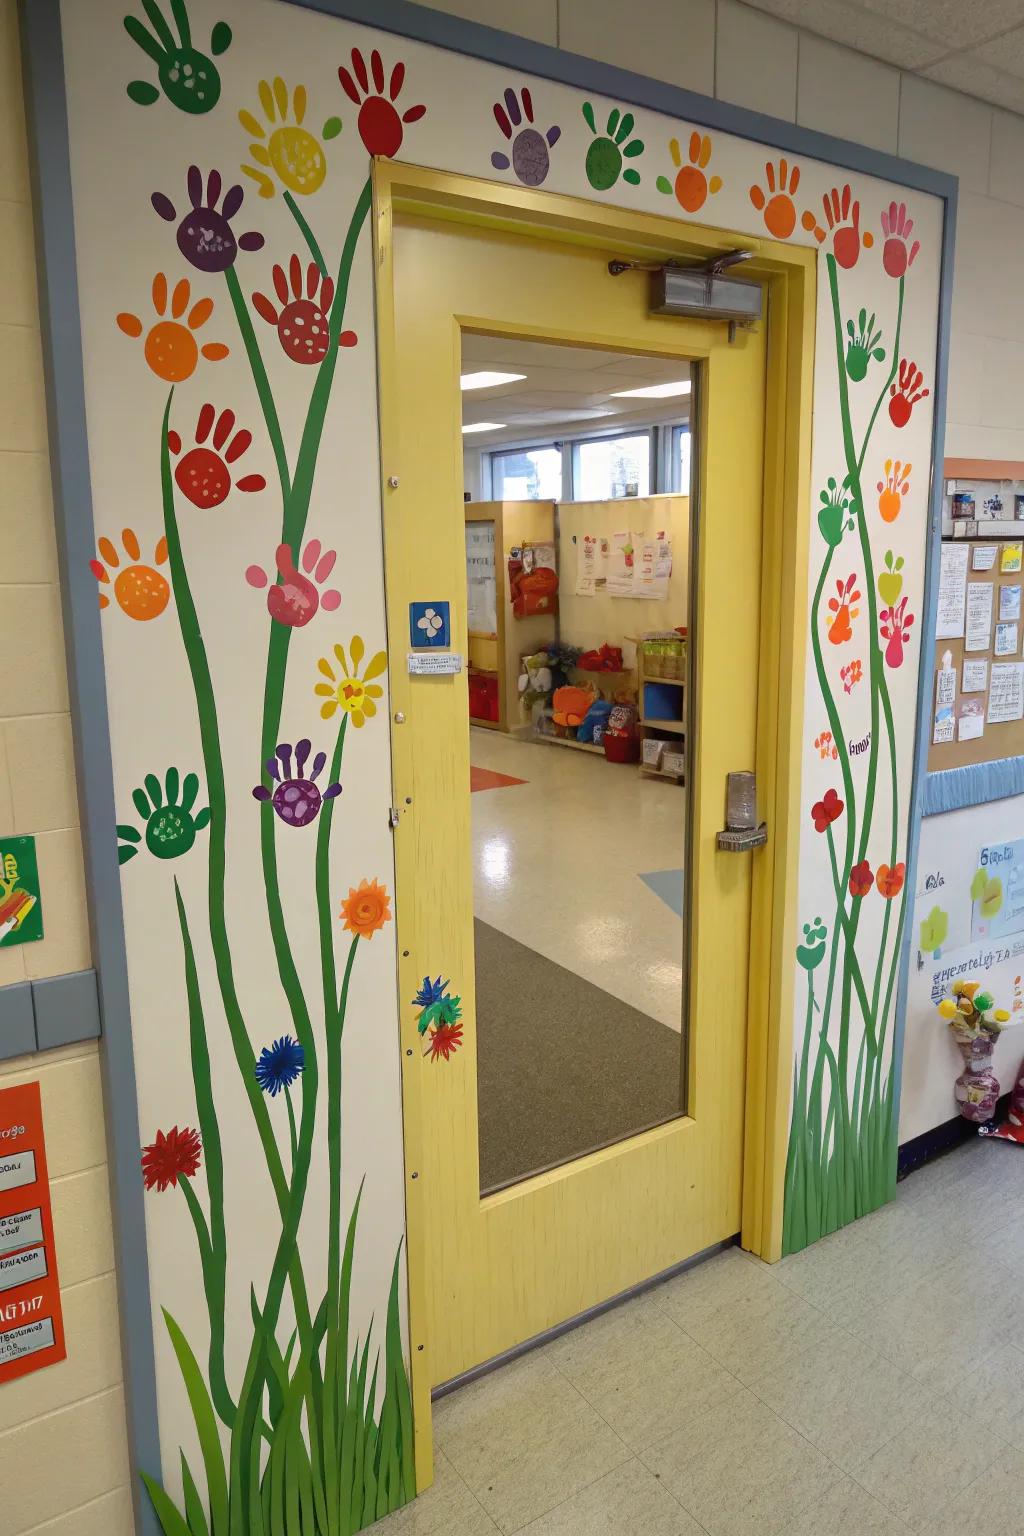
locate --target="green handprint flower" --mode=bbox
[118,769,212,863]
[970,867,1003,920]
[919,906,948,957]
[817,476,853,547]
[796,917,828,971]
[582,102,644,190]
[878,550,904,606]
[845,309,885,383]
[124,0,231,114]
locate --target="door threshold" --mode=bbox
[431,1234,739,1400]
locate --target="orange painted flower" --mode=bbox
[90,528,170,620]
[117,273,229,382]
[340,877,391,938]
[875,862,905,899]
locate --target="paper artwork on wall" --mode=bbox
[606,531,635,597]
[989,662,1024,724]
[958,704,984,741]
[995,622,1019,658]
[574,533,607,596]
[634,534,672,600]
[972,545,998,571]
[962,659,988,693]
[1001,543,1023,573]
[1000,585,1022,623]
[933,657,955,744]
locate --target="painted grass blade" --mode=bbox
[162,1309,229,1536]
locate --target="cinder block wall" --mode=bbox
[0,4,132,1532]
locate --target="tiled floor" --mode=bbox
[377,1139,1024,1535]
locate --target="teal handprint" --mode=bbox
[796,917,828,972]
[845,309,885,383]
[118,769,211,863]
[582,102,644,190]
[817,476,853,548]
[124,0,231,113]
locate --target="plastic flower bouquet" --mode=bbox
[936,980,1010,1122]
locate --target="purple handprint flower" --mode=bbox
[252,739,341,827]
[152,167,264,273]
[491,87,560,187]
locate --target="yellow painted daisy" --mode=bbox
[315,636,387,727]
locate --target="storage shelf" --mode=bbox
[534,733,605,756]
[642,717,686,734]
[641,674,685,686]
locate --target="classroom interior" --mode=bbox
[460,334,696,1192]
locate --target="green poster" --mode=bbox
[0,836,43,947]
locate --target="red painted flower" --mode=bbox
[811,787,844,833]
[141,1125,202,1192]
[169,404,266,508]
[252,256,357,365]
[338,48,425,158]
[881,201,920,279]
[889,358,929,428]
[801,183,872,270]
[876,862,906,899]
[427,1021,464,1063]
[849,859,873,897]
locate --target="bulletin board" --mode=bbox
[556,495,690,657]
[928,536,1024,770]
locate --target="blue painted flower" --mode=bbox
[412,976,448,1010]
[255,1035,305,1096]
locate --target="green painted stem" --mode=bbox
[174,880,233,1428]
[223,266,290,505]
[284,190,329,278]
[284,1084,298,1169]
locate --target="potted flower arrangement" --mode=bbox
[935,980,1010,1122]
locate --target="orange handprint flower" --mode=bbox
[801,183,873,269]
[826,573,861,645]
[814,730,838,761]
[656,132,721,213]
[117,274,229,383]
[877,460,911,523]
[339,878,392,938]
[840,659,862,694]
[749,158,801,239]
[90,529,170,620]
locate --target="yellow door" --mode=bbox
[378,176,770,1424]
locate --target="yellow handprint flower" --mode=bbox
[315,637,387,728]
[239,77,338,199]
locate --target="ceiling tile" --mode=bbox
[856,0,1024,50]
[990,108,1024,204]
[973,24,1024,76]
[922,53,1024,115]
[741,0,947,68]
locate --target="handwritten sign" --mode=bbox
[935,543,968,639]
[0,1083,65,1383]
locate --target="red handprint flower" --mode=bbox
[811,788,844,833]
[849,860,873,897]
[253,256,357,365]
[141,1125,202,1192]
[876,862,905,899]
[881,201,920,279]
[338,48,425,157]
[880,595,914,668]
[169,404,266,508]
[826,573,861,645]
[246,540,341,627]
[889,359,929,428]
[802,183,872,269]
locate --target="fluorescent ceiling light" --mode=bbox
[609,380,692,399]
[462,422,506,434]
[460,370,526,390]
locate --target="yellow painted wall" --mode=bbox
[0,5,132,1530]
[556,495,690,658]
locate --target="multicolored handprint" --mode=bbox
[877,460,911,523]
[656,132,721,213]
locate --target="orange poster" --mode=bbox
[0,1082,65,1383]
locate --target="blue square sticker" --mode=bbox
[409,601,450,648]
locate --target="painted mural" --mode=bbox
[57,0,944,1525]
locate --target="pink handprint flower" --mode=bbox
[246,540,340,627]
[880,596,914,668]
[881,201,920,279]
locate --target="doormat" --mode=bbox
[475,919,682,1193]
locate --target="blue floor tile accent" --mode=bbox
[639,868,685,917]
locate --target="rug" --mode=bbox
[470,765,527,793]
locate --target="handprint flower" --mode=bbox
[878,550,904,607]
[246,541,341,627]
[169,404,266,508]
[152,166,263,272]
[840,659,862,694]
[845,309,885,383]
[141,1126,202,1192]
[875,862,906,899]
[124,0,230,114]
[338,49,425,157]
[253,740,341,827]
[826,573,861,645]
[814,731,837,761]
[117,273,229,382]
[749,158,801,239]
[881,201,920,279]
[255,1036,305,1097]
[889,359,929,428]
[491,87,560,187]
[252,257,356,364]
[657,133,721,213]
[817,475,852,547]
[880,595,914,668]
[849,860,874,898]
[239,78,331,199]
[877,460,910,523]
[801,184,872,269]
[117,769,211,864]
[315,636,387,727]
[340,878,392,938]
[91,529,170,620]
[796,918,827,971]
[811,788,844,833]
[581,102,644,189]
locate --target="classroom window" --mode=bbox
[491,445,563,501]
[673,426,692,494]
[573,432,652,501]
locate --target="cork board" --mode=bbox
[928,538,1024,770]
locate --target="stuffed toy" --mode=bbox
[577,698,613,743]
[517,652,554,709]
[551,685,597,728]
